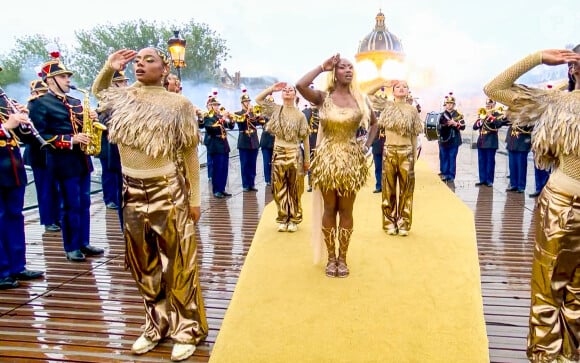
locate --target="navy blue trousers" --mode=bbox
[100,160,122,207]
[210,153,229,194]
[373,152,383,190]
[32,166,61,226]
[56,174,91,252]
[239,148,258,189]
[261,148,273,184]
[534,166,550,193]
[439,144,459,180]
[0,185,26,278]
[477,148,497,184]
[508,151,529,191]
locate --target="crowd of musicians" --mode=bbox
[1,45,579,363]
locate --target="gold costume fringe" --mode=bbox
[261,100,309,144]
[98,86,199,160]
[378,101,424,137]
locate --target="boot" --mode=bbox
[337,227,353,278]
[322,227,337,277]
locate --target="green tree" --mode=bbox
[0,35,71,85]
[73,19,230,86]
[1,19,229,88]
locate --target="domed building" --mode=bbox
[355,10,406,92]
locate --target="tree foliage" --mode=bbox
[0,19,230,88]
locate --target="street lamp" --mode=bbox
[167,30,186,81]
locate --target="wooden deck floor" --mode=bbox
[0,139,538,362]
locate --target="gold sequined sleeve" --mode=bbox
[91,62,116,98]
[183,146,200,207]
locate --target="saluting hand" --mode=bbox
[541,49,580,66]
[108,49,138,71]
[271,82,287,92]
[321,53,340,72]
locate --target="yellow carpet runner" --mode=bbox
[209,160,489,363]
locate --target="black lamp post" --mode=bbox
[167,30,186,81]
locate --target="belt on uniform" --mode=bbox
[0,139,18,147]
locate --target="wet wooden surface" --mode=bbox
[0,139,537,362]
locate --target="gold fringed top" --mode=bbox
[484,52,580,173]
[258,97,309,144]
[92,63,201,207]
[377,100,423,140]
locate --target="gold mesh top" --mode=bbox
[484,52,580,178]
[92,63,201,206]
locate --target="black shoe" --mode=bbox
[106,202,119,210]
[222,191,232,197]
[474,182,485,186]
[0,276,19,290]
[242,187,250,192]
[66,250,86,262]
[373,189,382,193]
[12,269,44,281]
[81,245,104,256]
[307,187,312,192]
[249,187,258,192]
[506,187,518,192]
[214,192,225,199]
[485,183,493,187]
[529,191,541,198]
[44,224,61,232]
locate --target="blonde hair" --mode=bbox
[324,64,370,129]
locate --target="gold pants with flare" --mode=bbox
[271,144,304,224]
[122,172,208,345]
[381,145,415,231]
[527,170,580,363]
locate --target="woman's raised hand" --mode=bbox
[321,53,340,72]
[271,82,287,92]
[541,49,580,66]
[108,49,137,71]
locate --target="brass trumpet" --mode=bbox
[478,107,488,119]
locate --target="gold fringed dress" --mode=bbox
[484,51,580,363]
[310,95,368,195]
[92,64,208,346]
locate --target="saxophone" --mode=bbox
[70,85,107,156]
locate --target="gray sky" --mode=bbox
[1,0,578,106]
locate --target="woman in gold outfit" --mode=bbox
[367,81,423,236]
[485,47,580,363]
[297,54,377,278]
[92,48,208,362]
[255,83,310,233]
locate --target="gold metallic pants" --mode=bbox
[123,172,208,345]
[271,145,304,224]
[381,145,415,231]
[527,170,580,363]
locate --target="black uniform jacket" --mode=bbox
[28,92,93,179]
[234,109,263,150]
[204,113,234,154]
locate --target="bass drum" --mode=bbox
[424,112,441,141]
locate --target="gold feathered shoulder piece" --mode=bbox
[507,85,580,169]
[97,85,199,160]
[378,101,423,136]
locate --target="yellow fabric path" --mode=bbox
[209,160,489,363]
